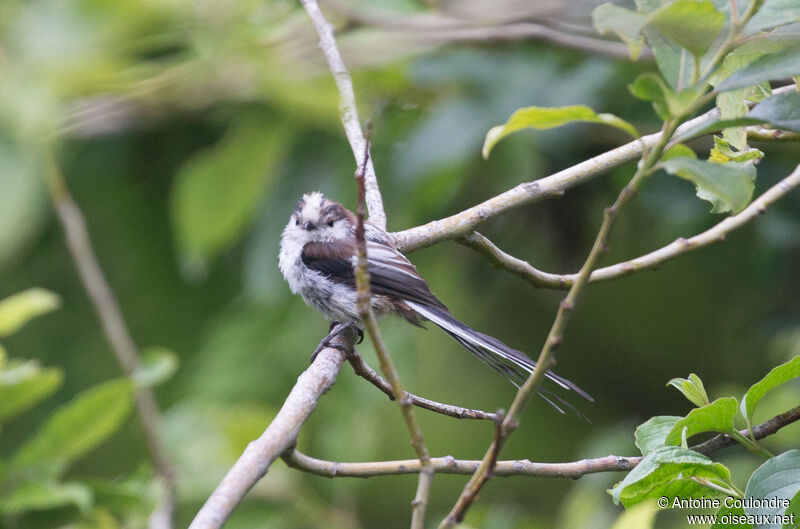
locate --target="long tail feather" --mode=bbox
[405,301,592,413]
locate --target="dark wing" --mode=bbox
[301,238,447,311]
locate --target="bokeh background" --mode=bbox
[1,0,799,528]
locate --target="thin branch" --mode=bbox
[188,333,355,529]
[392,84,798,254]
[391,110,711,253]
[45,157,176,529]
[460,162,800,289]
[299,0,386,230]
[283,404,800,478]
[747,126,800,142]
[323,0,647,60]
[346,348,500,421]
[353,136,432,529]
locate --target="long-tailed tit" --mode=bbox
[279,191,591,413]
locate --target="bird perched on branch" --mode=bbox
[279,191,591,414]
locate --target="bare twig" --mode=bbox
[460,162,800,289]
[323,0,647,60]
[284,403,800,478]
[346,348,500,421]
[393,84,799,254]
[353,136,433,529]
[188,333,355,529]
[45,158,176,529]
[747,126,800,142]
[299,0,386,230]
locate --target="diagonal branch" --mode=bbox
[347,348,500,421]
[299,0,386,230]
[460,162,800,289]
[46,157,176,529]
[283,403,800,478]
[188,332,355,529]
[393,84,798,254]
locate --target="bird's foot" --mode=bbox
[310,318,360,363]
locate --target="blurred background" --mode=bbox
[1,0,799,527]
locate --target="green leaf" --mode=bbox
[171,115,290,264]
[717,45,800,92]
[745,0,800,34]
[741,356,800,425]
[609,446,732,507]
[0,288,61,337]
[628,73,703,120]
[647,0,725,57]
[744,450,800,525]
[0,480,92,515]
[746,91,800,133]
[0,360,63,423]
[592,3,647,60]
[661,157,755,213]
[482,105,638,159]
[665,397,739,445]
[132,347,179,388]
[13,379,134,470]
[709,136,764,164]
[636,416,682,455]
[629,73,672,120]
[712,505,752,529]
[663,144,698,160]
[667,373,710,407]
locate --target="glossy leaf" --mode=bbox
[744,450,800,524]
[609,446,732,507]
[746,91,800,133]
[745,0,800,34]
[592,3,647,59]
[667,373,710,407]
[132,347,179,388]
[0,288,61,337]
[0,480,92,515]
[664,397,738,445]
[0,360,63,423]
[636,416,681,455]
[482,105,638,159]
[717,45,800,92]
[13,379,134,470]
[661,157,755,213]
[741,355,800,424]
[647,0,725,57]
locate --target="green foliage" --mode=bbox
[0,481,92,516]
[718,45,800,92]
[0,288,60,337]
[740,356,800,426]
[744,450,800,522]
[0,359,63,423]
[12,379,134,472]
[482,105,638,159]
[660,157,755,213]
[614,358,800,517]
[171,115,291,268]
[609,446,733,507]
[592,4,647,60]
[667,373,710,407]
[646,0,724,58]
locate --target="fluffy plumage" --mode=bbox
[279,192,591,413]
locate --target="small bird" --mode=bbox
[279,191,591,414]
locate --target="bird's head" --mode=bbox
[286,192,355,242]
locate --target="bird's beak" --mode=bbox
[303,221,316,231]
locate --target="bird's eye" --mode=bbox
[295,219,300,226]
[326,218,335,227]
